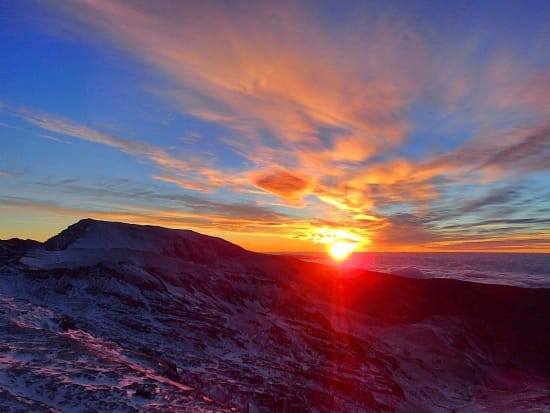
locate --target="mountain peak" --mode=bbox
[44,218,97,251]
[43,218,248,261]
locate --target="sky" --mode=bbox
[1,0,549,253]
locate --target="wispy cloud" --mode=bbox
[40,134,71,144]
[459,187,519,214]
[16,108,237,192]
[480,127,550,175]
[34,178,287,223]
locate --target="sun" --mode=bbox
[312,227,366,262]
[328,240,357,261]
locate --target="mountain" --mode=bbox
[1,219,549,412]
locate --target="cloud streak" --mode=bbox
[16,108,237,192]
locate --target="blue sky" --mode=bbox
[1,0,549,252]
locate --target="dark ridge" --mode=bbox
[0,238,42,264]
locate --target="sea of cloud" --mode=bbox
[299,252,550,288]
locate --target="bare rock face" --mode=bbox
[1,219,549,412]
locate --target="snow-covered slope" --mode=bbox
[1,219,549,412]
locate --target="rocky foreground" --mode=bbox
[1,219,549,412]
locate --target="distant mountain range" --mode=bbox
[1,219,549,412]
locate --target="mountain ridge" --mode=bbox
[43,218,248,257]
[1,219,549,412]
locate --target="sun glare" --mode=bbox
[329,241,356,261]
[313,227,366,262]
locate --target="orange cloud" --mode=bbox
[253,170,310,203]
